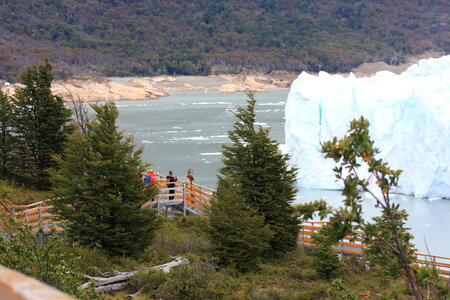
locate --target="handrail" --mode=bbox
[0,264,75,300]
[0,199,14,215]
[298,221,450,280]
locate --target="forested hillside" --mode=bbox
[0,0,448,80]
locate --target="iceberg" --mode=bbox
[285,55,450,198]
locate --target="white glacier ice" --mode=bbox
[285,55,450,198]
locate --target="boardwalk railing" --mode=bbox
[298,221,450,281]
[3,184,449,281]
[5,179,216,234]
[10,200,63,234]
[142,180,214,215]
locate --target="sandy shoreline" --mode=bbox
[1,51,443,102]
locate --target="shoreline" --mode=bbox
[1,51,443,102]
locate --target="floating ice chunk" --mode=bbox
[200,152,222,156]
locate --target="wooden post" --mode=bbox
[183,183,186,216]
[301,226,305,251]
[38,208,43,246]
[360,234,365,261]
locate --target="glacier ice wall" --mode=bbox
[285,55,450,198]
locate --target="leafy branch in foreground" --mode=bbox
[295,117,447,300]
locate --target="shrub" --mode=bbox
[154,259,238,300]
[249,286,287,300]
[309,234,343,280]
[150,220,211,256]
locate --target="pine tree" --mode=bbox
[220,93,299,256]
[209,174,272,272]
[0,90,13,177]
[51,102,161,256]
[11,60,72,188]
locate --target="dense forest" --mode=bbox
[0,0,449,80]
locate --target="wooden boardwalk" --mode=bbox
[3,181,449,281]
[299,221,450,281]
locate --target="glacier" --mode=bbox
[285,55,450,198]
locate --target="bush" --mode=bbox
[249,286,287,300]
[309,234,343,280]
[0,221,92,298]
[150,219,211,256]
[154,259,238,300]
[127,269,169,295]
[70,245,113,276]
[327,279,358,300]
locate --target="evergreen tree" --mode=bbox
[11,60,72,188]
[209,174,272,272]
[51,102,161,256]
[220,93,299,256]
[0,90,13,177]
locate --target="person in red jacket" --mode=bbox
[149,169,159,182]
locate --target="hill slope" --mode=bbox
[0,0,448,80]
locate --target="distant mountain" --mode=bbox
[0,0,448,80]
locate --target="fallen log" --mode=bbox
[126,288,143,299]
[79,256,188,292]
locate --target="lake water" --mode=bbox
[115,91,449,257]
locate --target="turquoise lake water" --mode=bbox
[115,91,450,257]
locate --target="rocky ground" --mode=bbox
[1,51,443,102]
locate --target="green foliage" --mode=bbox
[0,219,87,298]
[51,102,161,256]
[327,279,358,300]
[413,265,449,298]
[69,245,114,277]
[127,269,169,296]
[364,209,414,279]
[0,90,14,177]
[1,1,447,80]
[0,180,12,198]
[11,60,72,188]
[248,286,288,300]
[309,234,343,280]
[151,218,211,256]
[209,174,272,272]
[220,93,299,257]
[154,259,238,300]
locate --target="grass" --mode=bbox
[0,179,51,207]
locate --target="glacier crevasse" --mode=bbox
[285,55,450,198]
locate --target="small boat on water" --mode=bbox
[226,105,237,113]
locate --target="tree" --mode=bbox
[11,60,72,188]
[220,93,299,256]
[0,90,13,177]
[209,174,272,272]
[51,102,161,256]
[296,117,447,300]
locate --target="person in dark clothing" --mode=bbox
[166,171,177,200]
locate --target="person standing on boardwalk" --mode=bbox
[187,168,194,185]
[166,171,177,200]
